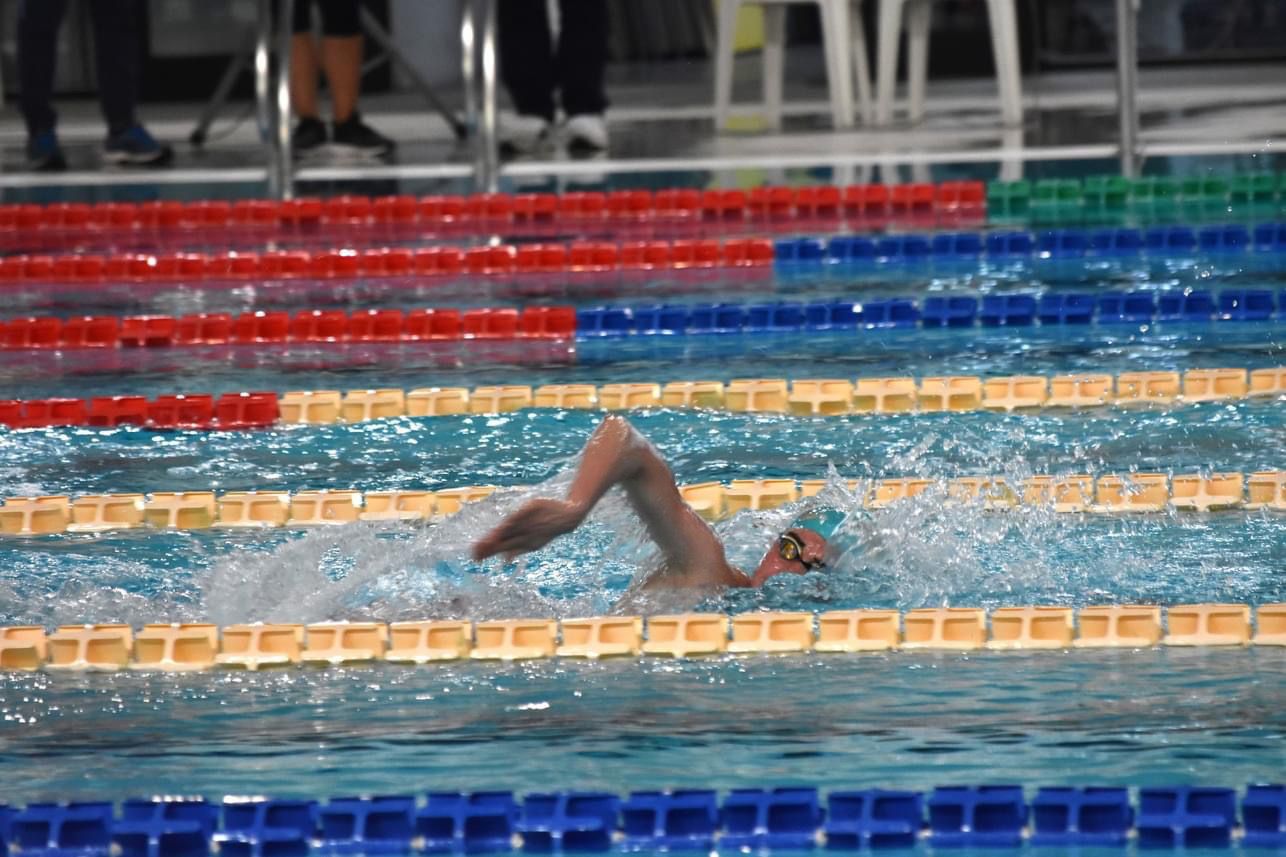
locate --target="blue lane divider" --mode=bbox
[770,222,1286,268]
[5,786,1284,854]
[576,288,1285,339]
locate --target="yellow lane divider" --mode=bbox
[1,472,1283,536]
[281,367,1285,422]
[4,604,1284,671]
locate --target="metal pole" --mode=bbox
[254,0,273,143]
[461,0,477,143]
[477,0,499,193]
[270,0,296,200]
[1115,0,1139,176]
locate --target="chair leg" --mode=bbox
[850,0,874,125]
[819,0,855,128]
[987,0,1023,125]
[713,0,743,132]
[906,0,931,124]
[874,0,904,125]
[762,4,786,131]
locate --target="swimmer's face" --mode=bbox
[750,527,828,587]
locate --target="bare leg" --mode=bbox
[321,34,363,122]
[290,33,321,119]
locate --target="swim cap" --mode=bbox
[789,507,848,540]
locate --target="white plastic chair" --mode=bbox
[874,0,1022,126]
[714,0,873,131]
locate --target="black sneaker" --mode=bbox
[103,124,174,167]
[292,116,328,159]
[26,130,67,171]
[331,113,395,159]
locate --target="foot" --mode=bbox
[499,113,552,156]
[564,114,608,154]
[26,130,66,172]
[292,116,328,159]
[103,125,174,167]
[330,113,395,159]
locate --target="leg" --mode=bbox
[85,0,144,135]
[497,0,556,121]
[314,0,363,122]
[850,0,874,124]
[874,0,904,124]
[905,0,930,123]
[16,0,67,136]
[555,0,609,117]
[290,34,322,119]
[762,4,785,131]
[818,0,856,128]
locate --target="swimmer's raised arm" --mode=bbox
[472,415,744,588]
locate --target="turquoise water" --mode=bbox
[0,255,1283,809]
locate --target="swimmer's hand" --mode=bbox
[471,498,586,564]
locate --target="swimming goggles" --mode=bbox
[778,531,825,571]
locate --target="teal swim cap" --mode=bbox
[789,507,848,540]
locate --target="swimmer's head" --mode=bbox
[749,509,847,587]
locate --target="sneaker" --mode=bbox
[25,130,66,172]
[499,113,551,156]
[564,114,608,154]
[103,125,173,167]
[330,113,395,159]
[292,116,328,159]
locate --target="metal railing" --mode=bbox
[250,0,1141,198]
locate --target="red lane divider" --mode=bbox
[0,239,774,286]
[0,182,986,247]
[0,306,577,351]
[0,392,280,430]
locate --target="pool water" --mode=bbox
[0,211,1284,814]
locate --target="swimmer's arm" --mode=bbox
[473,416,742,587]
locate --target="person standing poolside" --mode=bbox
[17,0,173,170]
[473,415,834,591]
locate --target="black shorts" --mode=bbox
[292,0,361,36]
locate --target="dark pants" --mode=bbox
[293,0,362,36]
[18,0,142,138]
[498,0,608,122]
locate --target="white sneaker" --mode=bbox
[499,113,551,155]
[564,114,608,153]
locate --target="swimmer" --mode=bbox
[472,415,832,591]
